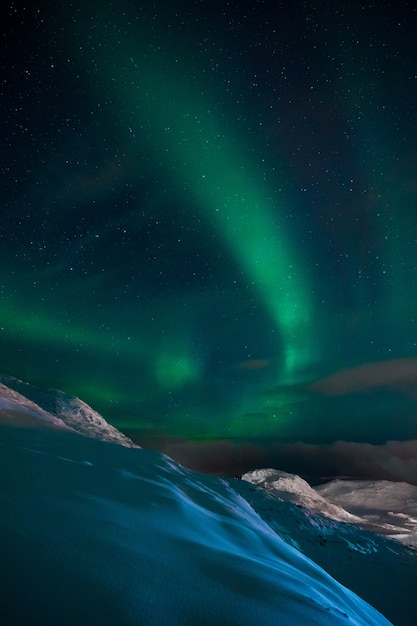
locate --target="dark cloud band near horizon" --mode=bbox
[162,437,417,486]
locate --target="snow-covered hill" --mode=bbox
[0,380,72,430]
[0,374,138,448]
[243,467,417,549]
[1,375,416,624]
[0,424,393,626]
[242,468,363,523]
[233,473,417,626]
[316,479,417,546]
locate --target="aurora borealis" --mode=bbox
[2,0,417,479]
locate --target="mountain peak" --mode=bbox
[243,467,363,523]
[0,374,139,448]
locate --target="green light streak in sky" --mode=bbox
[0,299,136,357]
[79,9,318,382]
[0,295,200,397]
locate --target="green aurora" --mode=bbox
[1,1,417,450]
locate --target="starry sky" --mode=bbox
[2,0,417,481]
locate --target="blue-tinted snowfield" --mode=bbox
[0,421,393,626]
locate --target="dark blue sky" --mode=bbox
[2,0,417,478]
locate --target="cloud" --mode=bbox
[309,358,417,396]
[163,438,417,486]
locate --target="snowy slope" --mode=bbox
[0,381,73,431]
[0,374,138,448]
[316,479,417,546]
[232,475,417,626]
[0,424,393,626]
[242,468,363,523]
[0,375,417,626]
[244,467,417,549]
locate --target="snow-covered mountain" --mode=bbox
[243,467,417,550]
[235,472,417,626]
[242,468,363,523]
[0,424,393,626]
[0,375,416,625]
[316,478,417,546]
[0,374,138,448]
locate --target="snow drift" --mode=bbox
[0,423,393,626]
[2,374,414,624]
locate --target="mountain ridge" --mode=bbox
[0,373,139,448]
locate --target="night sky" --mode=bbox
[2,0,417,482]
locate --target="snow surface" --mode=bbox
[3,376,417,624]
[0,423,393,626]
[0,374,138,448]
[243,468,363,523]
[236,473,417,626]
[316,478,417,547]
[0,381,72,430]
[244,466,417,550]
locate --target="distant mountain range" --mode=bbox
[242,467,417,549]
